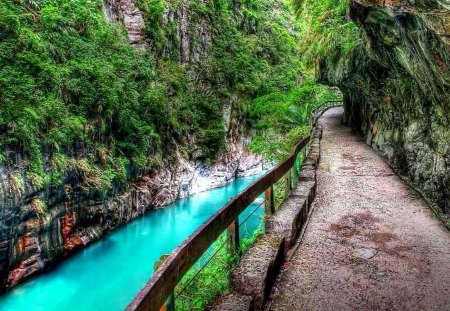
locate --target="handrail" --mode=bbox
[309,100,343,131]
[126,101,343,311]
[126,136,310,311]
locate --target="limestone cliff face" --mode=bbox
[0,147,262,290]
[103,0,148,48]
[103,0,213,60]
[0,0,266,292]
[319,0,450,214]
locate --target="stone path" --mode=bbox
[269,108,450,311]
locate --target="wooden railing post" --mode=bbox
[285,171,292,197]
[264,185,275,216]
[265,186,275,216]
[227,218,240,256]
[155,255,175,311]
[292,166,299,186]
[303,143,308,161]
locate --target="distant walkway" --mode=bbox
[270,108,450,311]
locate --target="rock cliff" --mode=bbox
[319,0,450,216]
[1,0,286,291]
[0,145,262,290]
[104,0,148,48]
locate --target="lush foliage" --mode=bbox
[293,0,361,71]
[176,227,263,310]
[248,80,341,163]
[0,0,306,193]
[246,0,355,163]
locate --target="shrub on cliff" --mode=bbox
[0,0,307,194]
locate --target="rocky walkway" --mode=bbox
[269,108,450,311]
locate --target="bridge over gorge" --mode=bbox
[128,107,450,311]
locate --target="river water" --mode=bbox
[0,174,264,311]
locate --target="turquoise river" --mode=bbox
[0,174,264,311]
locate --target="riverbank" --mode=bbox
[0,174,265,311]
[0,144,263,292]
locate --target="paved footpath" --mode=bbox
[270,108,450,311]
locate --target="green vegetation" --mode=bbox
[0,0,352,193]
[0,0,309,193]
[247,0,357,163]
[293,0,361,70]
[176,228,263,311]
[1,0,158,191]
[248,80,341,163]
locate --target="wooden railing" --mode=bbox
[309,100,343,131]
[126,101,342,311]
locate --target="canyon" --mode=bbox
[3,0,449,304]
[0,0,290,291]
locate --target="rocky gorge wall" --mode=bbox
[0,0,274,292]
[0,143,262,291]
[319,0,450,216]
[103,0,149,48]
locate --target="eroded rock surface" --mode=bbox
[319,0,450,215]
[103,0,215,59]
[0,144,262,291]
[104,0,148,48]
